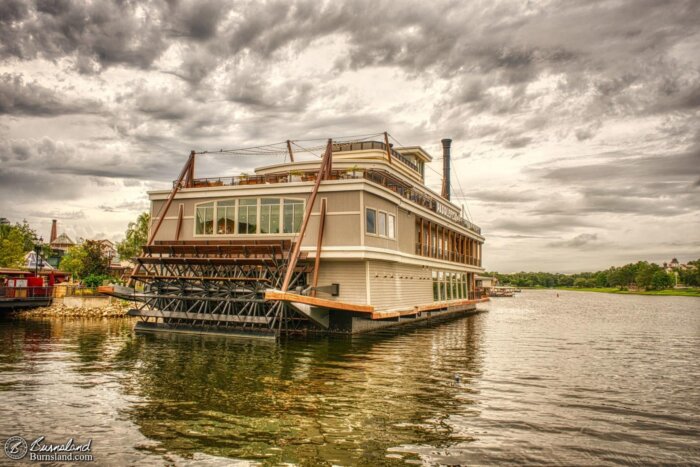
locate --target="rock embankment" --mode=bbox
[19,301,131,318]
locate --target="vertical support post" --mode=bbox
[175,204,184,241]
[419,218,424,256]
[311,198,327,297]
[282,139,332,292]
[427,221,432,258]
[286,140,295,163]
[383,131,392,164]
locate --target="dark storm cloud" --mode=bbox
[531,141,700,217]
[469,189,539,204]
[0,137,179,181]
[0,73,100,116]
[547,233,599,249]
[490,215,596,235]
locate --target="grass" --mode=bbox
[555,287,700,297]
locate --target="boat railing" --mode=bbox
[180,168,482,235]
[0,285,106,299]
[331,141,420,172]
[414,243,482,266]
[0,286,54,300]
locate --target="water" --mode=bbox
[1,290,699,465]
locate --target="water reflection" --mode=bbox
[2,291,698,465]
[114,317,486,464]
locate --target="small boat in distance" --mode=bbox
[102,132,487,336]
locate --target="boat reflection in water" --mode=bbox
[115,315,485,464]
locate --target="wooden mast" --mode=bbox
[383,131,392,164]
[286,140,295,163]
[281,139,333,292]
[147,151,195,246]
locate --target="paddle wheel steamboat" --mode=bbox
[102,133,487,337]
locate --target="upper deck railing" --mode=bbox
[178,169,481,235]
[331,141,420,173]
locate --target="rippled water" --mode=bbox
[1,290,699,465]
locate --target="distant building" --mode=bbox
[24,251,53,271]
[46,220,75,268]
[475,275,499,295]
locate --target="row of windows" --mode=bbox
[195,198,304,235]
[432,271,469,301]
[366,208,396,239]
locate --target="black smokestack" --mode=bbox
[441,138,452,200]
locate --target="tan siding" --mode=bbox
[368,260,432,311]
[311,191,361,213]
[363,192,400,251]
[396,208,415,255]
[316,260,367,304]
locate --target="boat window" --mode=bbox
[217,200,236,234]
[377,212,386,236]
[260,198,281,234]
[366,208,376,234]
[238,199,258,234]
[387,214,396,239]
[195,202,214,235]
[283,199,304,233]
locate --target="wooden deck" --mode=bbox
[264,290,488,320]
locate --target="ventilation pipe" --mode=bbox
[441,138,452,201]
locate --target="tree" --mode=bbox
[0,229,26,267]
[59,240,110,280]
[116,212,150,261]
[0,220,41,268]
[651,270,673,290]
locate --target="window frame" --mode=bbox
[365,208,377,235]
[194,197,305,237]
[387,214,396,239]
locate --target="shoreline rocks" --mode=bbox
[18,300,131,318]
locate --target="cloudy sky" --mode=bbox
[1,0,698,273]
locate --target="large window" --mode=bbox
[433,271,439,301]
[388,214,396,239]
[283,199,304,233]
[260,198,281,234]
[238,199,258,234]
[377,211,386,236]
[217,200,235,234]
[195,197,303,236]
[432,269,469,302]
[195,202,214,235]
[366,208,376,234]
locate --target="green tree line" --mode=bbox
[489,259,700,290]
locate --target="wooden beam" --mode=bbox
[281,139,332,292]
[310,198,327,297]
[383,131,392,164]
[129,151,194,287]
[265,290,374,313]
[286,140,295,163]
[175,203,184,241]
[147,151,195,246]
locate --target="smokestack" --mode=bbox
[441,138,452,201]
[50,219,57,243]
